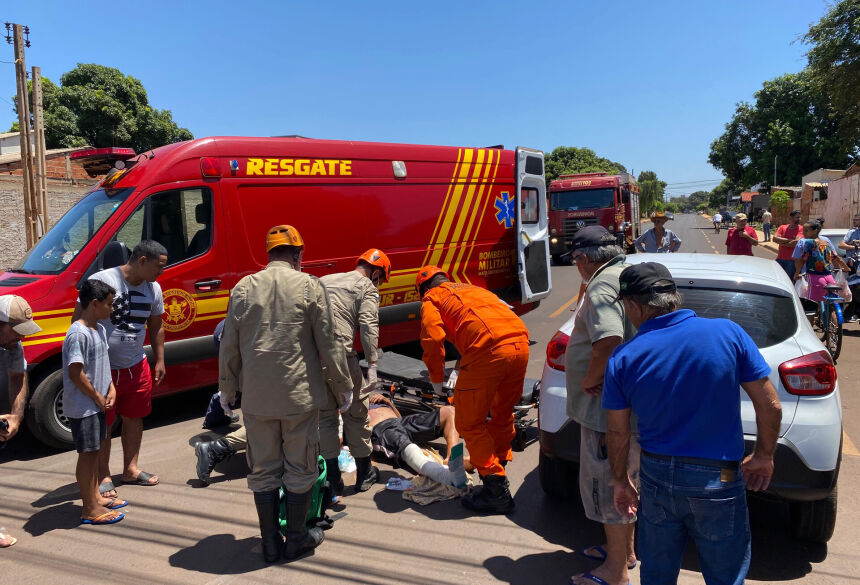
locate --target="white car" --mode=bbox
[820,228,850,260]
[538,253,842,543]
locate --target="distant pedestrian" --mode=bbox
[773,210,803,279]
[603,262,782,585]
[725,213,758,256]
[0,295,42,547]
[712,212,722,233]
[838,213,860,322]
[761,209,773,242]
[792,221,850,302]
[635,211,681,253]
[565,226,639,585]
[63,280,127,525]
[219,225,353,563]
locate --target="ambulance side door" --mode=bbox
[515,147,552,302]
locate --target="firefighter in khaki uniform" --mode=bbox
[219,225,352,563]
[318,249,392,497]
[416,266,529,515]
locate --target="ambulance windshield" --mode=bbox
[14,187,134,274]
[551,188,615,211]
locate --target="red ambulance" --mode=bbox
[0,137,551,448]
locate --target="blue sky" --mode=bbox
[1,1,831,195]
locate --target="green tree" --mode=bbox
[803,0,860,152]
[770,190,791,212]
[544,146,626,188]
[688,190,710,207]
[638,170,667,214]
[11,64,192,152]
[708,72,853,187]
[708,178,742,210]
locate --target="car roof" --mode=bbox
[820,228,848,238]
[626,253,795,296]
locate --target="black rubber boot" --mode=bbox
[253,490,283,563]
[325,458,344,498]
[462,474,515,515]
[353,456,379,492]
[195,438,235,486]
[283,489,325,560]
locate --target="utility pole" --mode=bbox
[32,66,47,236]
[774,155,778,187]
[8,23,37,248]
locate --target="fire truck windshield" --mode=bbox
[551,188,615,211]
[14,187,135,275]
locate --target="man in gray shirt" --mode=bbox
[0,294,42,547]
[565,227,639,585]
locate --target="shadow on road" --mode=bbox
[168,534,267,574]
[484,469,828,583]
[23,501,84,536]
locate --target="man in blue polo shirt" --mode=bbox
[602,263,782,585]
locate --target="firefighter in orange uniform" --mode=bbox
[416,265,529,514]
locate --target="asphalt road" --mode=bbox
[1,213,859,584]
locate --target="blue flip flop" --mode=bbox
[81,511,125,525]
[106,498,128,510]
[580,546,638,570]
[570,572,631,585]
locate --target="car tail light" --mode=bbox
[546,330,569,371]
[778,350,837,396]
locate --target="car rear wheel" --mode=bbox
[538,450,578,499]
[790,486,837,543]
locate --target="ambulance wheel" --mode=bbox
[538,450,578,500]
[26,370,75,450]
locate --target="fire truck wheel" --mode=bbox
[26,370,75,450]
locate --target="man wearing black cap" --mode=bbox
[565,226,639,585]
[602,262,782,585]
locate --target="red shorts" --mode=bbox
[106,358,153,427]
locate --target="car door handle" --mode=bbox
[194,279,222,291]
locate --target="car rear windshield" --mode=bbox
[551,188,615,211]
[678,287,797,348]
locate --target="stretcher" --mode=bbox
[362,351,540,452]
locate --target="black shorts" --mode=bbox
[69,412,107,453]
[371,409,442,461]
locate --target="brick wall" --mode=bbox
[0,152,94,181]
[0,176,96,270]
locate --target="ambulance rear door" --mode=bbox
[515,147,551,302]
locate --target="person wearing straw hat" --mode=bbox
[634,211,681,253]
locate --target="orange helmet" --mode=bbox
[357,248,391,282]
[415,265,450,291]
[266,225,304,252]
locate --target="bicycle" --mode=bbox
[803,276,845,362]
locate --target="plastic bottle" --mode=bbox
[338,446,356,473]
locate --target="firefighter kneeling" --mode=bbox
[416,266,529,514]
[219,225,353,563]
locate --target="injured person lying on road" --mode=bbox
[368,393,468,488]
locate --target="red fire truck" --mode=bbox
[1,137,551,448]
[547,171,641,261]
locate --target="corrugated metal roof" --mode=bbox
[805,182,828,188]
